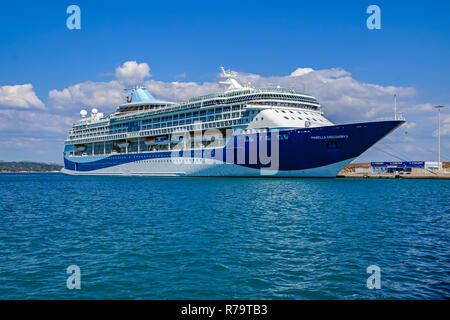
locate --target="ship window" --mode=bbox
[283,116,289,120]
[326,141,338,149]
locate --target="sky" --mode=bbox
[0,0,449,164]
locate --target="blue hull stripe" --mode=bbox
[64,121,403,172]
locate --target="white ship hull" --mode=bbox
[61,157,355,178]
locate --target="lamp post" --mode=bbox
[434,105,446,171]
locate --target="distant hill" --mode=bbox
[0,161,63,172]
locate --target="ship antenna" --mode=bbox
[394,94,397,120]
[219,66,243,91]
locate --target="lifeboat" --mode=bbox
[74,144,86,152]
[117,140,129,149]
[203,131,223,141]
[144,137,156,145]
[154,135,169,145]
[189,132,202,141]
[170,135,184,144]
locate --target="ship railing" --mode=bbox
[375,114,406,121]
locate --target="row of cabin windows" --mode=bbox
[252,112,327,124]
[71,105,245,138]
[74,131,291,156]
[136,159,206,164]
[256,101,319,110]
[282,115,325,122]
[118,104,243,123]
[198,93,318,106]
[140,110,240,124]
[275,109,327,123]
[79,112,243,137]
[69,119,249,145]
[275,109,316,116]
[139,112,244,131]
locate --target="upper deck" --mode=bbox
[66,68,329,145]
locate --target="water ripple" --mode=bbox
[0,174,449,299]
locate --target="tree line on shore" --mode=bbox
[0,161,63,172]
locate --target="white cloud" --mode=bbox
[143,80,221,102]
[233,67,417,123]
[48,61,154,114]
[403,122,417,130]
[0,84,46,110]
[412,103,434,112]
[290,67,314,77]
[48,80,124,115]
[434,114,450,137]
[0,109,75,135]
[6,61,443,162]
[115,61,151,86]
[0,136,65,163]
[47,63,420,123]
[0,137,45,148]
[175,72,187,79]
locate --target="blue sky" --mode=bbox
[0,0,449,163]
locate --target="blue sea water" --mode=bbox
[0,173,448,299]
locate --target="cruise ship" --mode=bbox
[62,68,405,177]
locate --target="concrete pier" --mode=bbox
[337,162,450,179]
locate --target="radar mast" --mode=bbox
[219,66,244,91]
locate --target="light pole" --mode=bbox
[434,105,446,171]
